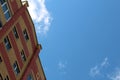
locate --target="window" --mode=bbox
[4,75,9,80]
[23,29,29,41]
[13,61,20,75]
[0,21,2,28]
[0,74,3,80]
[0,56,2,63]
[13,27,19,39]
[27,74,34,80]
[20,50,26,61]
[4,37,11,50]
[0,0,11,20]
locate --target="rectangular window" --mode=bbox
[0,56,2,63]
[20,50,26,62]
[0,74,3,80]
[13,61,20,75]
[23,29,29,41]
[0,0,11,20]
[4,36,11,50]
[0,0,5,4]
[0,21,2,28]
[13,27,19,39]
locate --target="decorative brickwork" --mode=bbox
[0,1,46,80]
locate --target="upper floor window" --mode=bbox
[20,50,26,62]
[0,56,2,63]
[13,27,19,39]
[4,36,11,50]
[0,0,11,20]
[0,20,2,28]
[23,29,29,41]
[0,74,3,80]
[13,61,20,75]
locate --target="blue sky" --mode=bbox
[27,0,120,80]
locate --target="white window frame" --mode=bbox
[13,27,19,39]
[0,0,11,21]
[13,61,20,75]
[23,29,29,41]
[20,50,26,61]
[4,37,11,50]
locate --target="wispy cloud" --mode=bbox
[58,61,66,69]
[108,68,120,80]
[101,57,109,67]
[90,65,100,77]
[89,57,109,77]
[27,0,52,35]
[58,61,67,74]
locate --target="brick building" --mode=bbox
[0,0,46,80]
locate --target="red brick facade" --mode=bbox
[0,0,46,80]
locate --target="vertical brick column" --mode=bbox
[22,12,36,52]
[10,0,19,13]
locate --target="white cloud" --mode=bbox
[90,66,100,77]
[101,57,109,67]
[58,61,67,69]
[58,61,67,75]
[26,0,52,35]
[58,61,66,69]
[108,68,120,80]
[89,57,109,77]
[90,58,120,80]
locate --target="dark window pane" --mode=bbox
[0,0,6,5]
[0,74,3,80]
[6,43,11,50]
[4,38,7,43]
[13,61,20,75]
[0,57,2,63]
[13,27,19,39]
[23,29,29,41]
[4,37,11,50]
[0,21,2,28]
[21,50,26,61]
